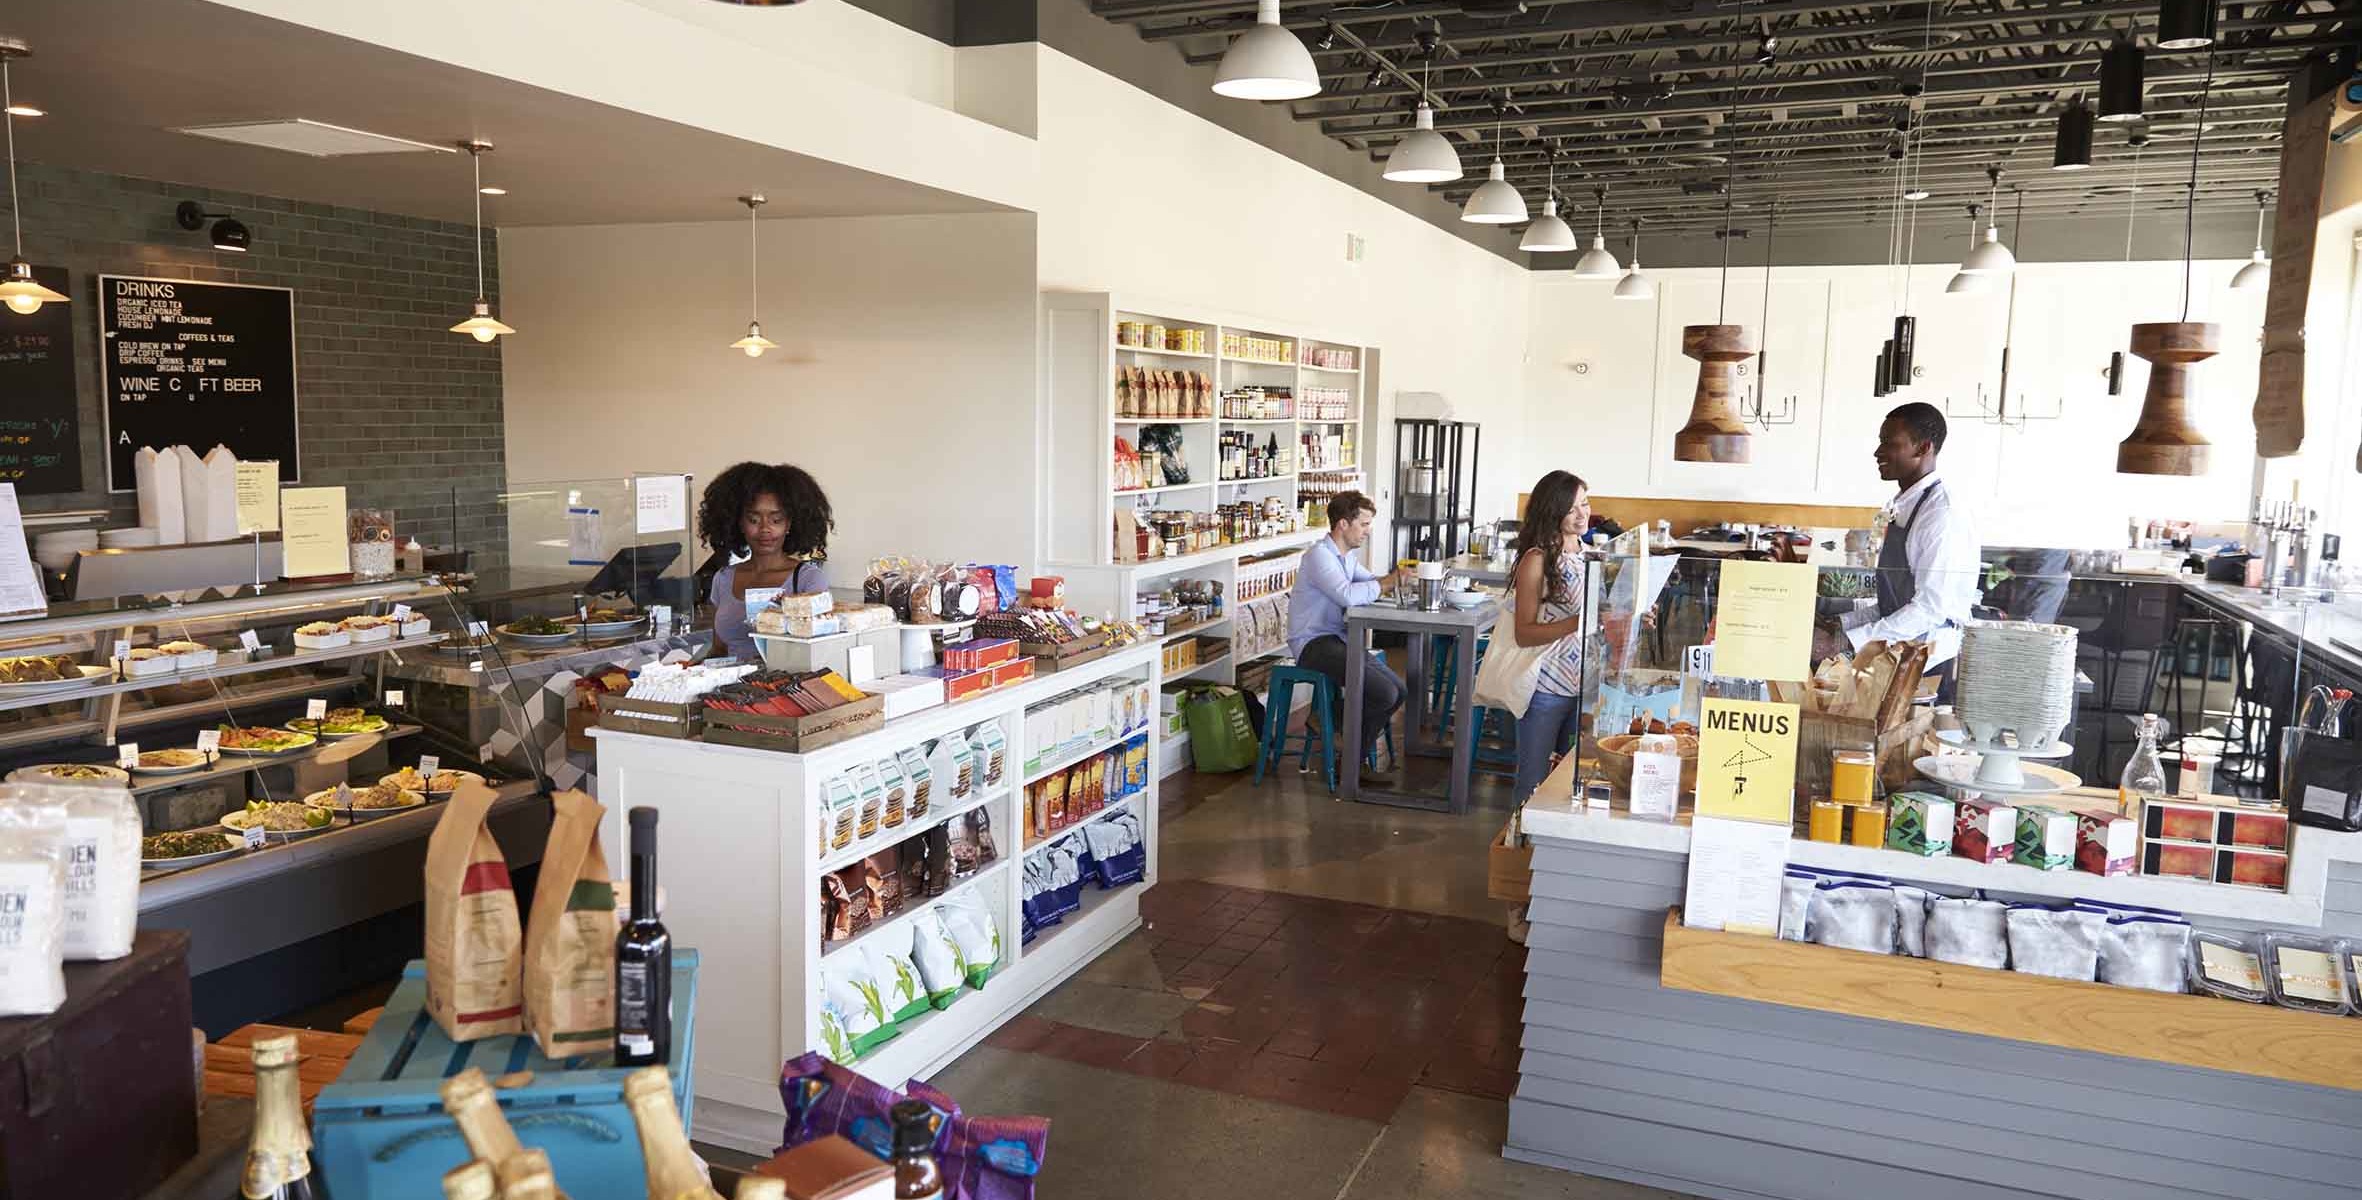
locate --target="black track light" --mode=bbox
[2156,0,2217,51]
[2052,96,2094,170]
[2098,32,2144,123]
[1316,23,1338,52]
[175,200,249,252]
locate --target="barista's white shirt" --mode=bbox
[1842,470,1981,667]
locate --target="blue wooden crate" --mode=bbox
[311,951,699,1200]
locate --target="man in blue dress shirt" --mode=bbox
[1288,491,1411,783]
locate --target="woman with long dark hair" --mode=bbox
[1507,470,1593,801]
[698,461,835,660]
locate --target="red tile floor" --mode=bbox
[983,878,1526,1125]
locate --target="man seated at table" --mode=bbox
[1288,490,1413,783]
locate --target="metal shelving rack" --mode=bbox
[1391,419,1481,565]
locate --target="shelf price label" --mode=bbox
[385,689,405,708]
[391,603,412,622]
[196,729,221,756]
[306,698,328,721]
[468,659,484,674]
[117,742,139,769]
[466,620,489,638]
[111,639,130,662]
[242,825,267,850]
[238,629,262,652]
[650,605,673,635]
[417,755,440,779]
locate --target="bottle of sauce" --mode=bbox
[615,806,673,1066]
[239,1034,318,1200]
[890,1100,945,1200]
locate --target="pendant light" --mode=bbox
[729,194,778,358]
[1570,186,1621,277]
[2119,52,2217,477]
[1460,95,1525,225]
[1519,146,1576,252]
[0,39,65,317]
[1383,35,1459,184]
[2230,189,2271,290]
[1675,179,1754,464]
[1613,220,1655,300]
[1958,166,2015,275]
[1945,205,1990,293]
[2156,0,2217,51]
[448,139,513,343]
[1212,0,1320,102]
[2052,95,2094,170]
[2098,30,2144,123]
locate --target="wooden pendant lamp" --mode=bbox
[2118,51,2220,477]
[1675,175,1754,464]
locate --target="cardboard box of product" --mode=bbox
[1953,797,2017,864]
[2141,837,2216,882]
[1487,817,1532,903]
[2013,806,2077,871]
[2074,809,2138,876]
[1883,791,1954,856]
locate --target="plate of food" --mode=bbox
[292,621,351,651]
[0,655,114,692]
[303,782,426,818]
[8,762,132,786]
[563,607,646,639]
[215,725,319,756]
[131,747,210,775]
[141,829,245,869]
[380,766,487,795]
[498,615,577,647]
[221,801,334,841]
[339,614,397,644]
[285,707,390,739]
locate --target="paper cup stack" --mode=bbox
[1956,620,2080,751]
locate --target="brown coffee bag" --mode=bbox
[523,789,618,1057]
[423,780,523,1041]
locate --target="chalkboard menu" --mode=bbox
[0,266,81,496]
[99,275,299,492]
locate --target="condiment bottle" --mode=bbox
[890,1100,945,1200]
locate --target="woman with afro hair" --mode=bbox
[698,461,835,660]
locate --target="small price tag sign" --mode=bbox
[385,689,405,707]
[238,629,262,652]
[467,620,489,639]
[306,698,328,720]
[242,825,267,850]
[418,755,441,779]
[117,742,139,769]
[1685,644,1716,678]
[196,729,221,756]
[111,639,130,662]
[333,782,354,808]
[391,603,412,622]
[468,659,485,674]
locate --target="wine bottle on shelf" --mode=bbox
[615,806,673,1067]
[239,1034,318,1200]
[891,1100,946,1200]
[440,1067,526,1164]
[626,1065,722,1200]
[441,1161,497,1200]
[497,1148,565,1200]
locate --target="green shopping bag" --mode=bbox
[1182,685,1261,773]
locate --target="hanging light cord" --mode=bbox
[2180,49,2215,322]
[1717,180,1736,321]
[1715,4,1747,324]
[469,146,487,304]
[747,200,760,318]
[1758,200,1777,403]
[4,59,21,257]
[2124,141,2144,261]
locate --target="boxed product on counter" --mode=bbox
[2012,806,2077,871]
[2141,795,2291,851]
[1882,792,1953,857]
[2074,808,2138,877]
[869,673,947,720]
[1953,797,2017,864]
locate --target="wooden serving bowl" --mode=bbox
[1594,732,1700,797]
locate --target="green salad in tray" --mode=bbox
[286,707,389,737]
[504,615,569,636]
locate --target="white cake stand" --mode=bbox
[1916,728,2081,796]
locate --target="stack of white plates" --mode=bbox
[1956,620,2080,751]
[32,530,97,572]
[98,527,161,549]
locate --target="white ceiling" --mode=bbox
[2,0,1012,226]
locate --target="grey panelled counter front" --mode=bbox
[1504,797,2362,1200]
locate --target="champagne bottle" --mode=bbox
[625,1064,720,1200]
[439,1067,525,1164]
[497,1148,564,1200]
[615,806,673,1067]
[734,1178,786,1200]
[239,1034,317,1200]
[890,1100,945,1200]
[441,1161,497,1200]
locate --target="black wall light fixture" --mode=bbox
[174,200,249,252]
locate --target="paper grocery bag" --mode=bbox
[523,789,619,1057]
[134,447,186,545]
[423,781,524,1041]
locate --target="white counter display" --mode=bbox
[1505,777,2362,1200]
[593,642,1163,1154]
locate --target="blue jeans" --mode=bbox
[1515,690,1583,801]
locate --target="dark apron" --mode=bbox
[1876,482,1958,702]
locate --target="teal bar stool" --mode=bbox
[1256,664,1398,792]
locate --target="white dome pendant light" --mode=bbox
[1944,204,1991,293]
[1212,0,1320,102]
[0,39,67,316]
[729,194,778,357]
[1613,220,1654,300]
[1571,185,1622,277]
[1383,34,1460,184]
[1518,146,1576,252]
[2230,189,2270,290]
[1957,165,2016,276]
[1460,94,1525,224]
[448,139,515,343]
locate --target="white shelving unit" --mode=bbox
[593,643,1163,1154]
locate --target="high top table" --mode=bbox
[1341,597,1500,814]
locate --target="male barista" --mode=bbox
[1812,401,1981,697]
[1288,491,1412,783]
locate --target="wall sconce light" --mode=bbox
[175,201,250,252]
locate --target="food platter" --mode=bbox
[286,711,391,738]
[0,664,115,693]
[215,727,319,756]
[381,767,486,795]
[303,784,426,820]
[8,762,132,786]
[141,831,244,870]
[222,803,334,841]
[564,616,647,640]
[131,748,210,776]
[498,621,577,648]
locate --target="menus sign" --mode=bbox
[0,266,80,495]
[280,485,350,578]
[98,276,299,492]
